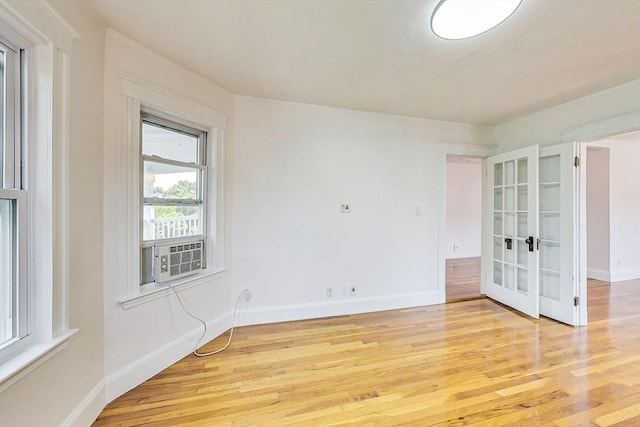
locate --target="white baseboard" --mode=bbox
[610,269,640,282]
[587,268,611,281]
[588,268,640,282]
[104,310,231,403]
[236,291,440,327]
[61,380,106,427]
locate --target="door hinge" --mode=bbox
[574,156,580,167]
[573,296,580,306]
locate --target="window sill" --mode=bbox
[120,269,226,310]
[0,329,78,392]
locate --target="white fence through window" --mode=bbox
[150,216,200,239]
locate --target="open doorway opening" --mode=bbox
[445,154,483,302]
[584,130,640,309]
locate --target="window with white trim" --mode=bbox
[0,38,26,352]
[118,76,226,307]
[0,3,76,387]
[140,114,208,285]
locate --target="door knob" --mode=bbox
[525,236,534,252]
[505,237,513,250]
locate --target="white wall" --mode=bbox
[232,96,493,325]
[0,1,106,426]
[102,31,235,402]
[591,139,640,281]
[586,147,610,279]
[495,79,640,150]
[445,161,482,259]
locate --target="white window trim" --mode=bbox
[118,74,227,308]
[0,1,78,390]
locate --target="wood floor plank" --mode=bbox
[94,278,640,426]
[446,256,482,301]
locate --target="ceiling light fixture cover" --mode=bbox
[431,0,522,40]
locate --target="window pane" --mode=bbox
[0,199,16,346]
[142,121,199,164]
[143,161,200,200]
[1,49,5,187]
[143,205,202,241]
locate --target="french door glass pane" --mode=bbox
[517,158,528,184]
[493,237,502,260]
[540,270,561,301]
[540,242,561,271]
[493,261,502,286]
[540,184,561,211]
[540,213,560,241]
[505,186,515,210]
[494,213,503,235]
[517,240,528,266]
[517,268,528,293]
[504,212,514,237]
[494,163,503,186]
[540,155,560,183]
[517,213,527,238]
[505,160,515,185]
[494,187,503,210]
[504,264,514,290]
[504,242,514,263]
[517,185,528,210]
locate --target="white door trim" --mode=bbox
[568,110,640,326]
[437,143,497,303]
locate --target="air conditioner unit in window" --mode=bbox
[155,241,204,283]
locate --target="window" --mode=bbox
[0,2,76,388]
[0,38,26,351]
[118,75,226,308]
[140,114,208,285]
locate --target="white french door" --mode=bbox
[483,142,581,325]
[486,146,540,318]
[538,142,579,325]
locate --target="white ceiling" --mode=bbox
[89,0,640,125]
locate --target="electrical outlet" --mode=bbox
[340,203,351,213]
[326,287,333,297]
[350,286,357,296]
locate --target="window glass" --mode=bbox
[0,198,16,347]
[1,49,5,186]
[142,205,202,241]
[140,116,207,277]
[142,161,199,200]
[141,122,199,164]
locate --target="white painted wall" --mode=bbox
[0,1,106,426]
[586,147,610,279]
[593,139,640,281]
[495,80,640,150]
[102,31,235,402]
[232,96,493,325]
[446,161,482,259]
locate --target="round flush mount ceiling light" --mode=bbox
[431,0,522,40]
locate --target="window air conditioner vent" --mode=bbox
[155,241,204,283]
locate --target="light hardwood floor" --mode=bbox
[94,278,640,426]
[446,256,482,302]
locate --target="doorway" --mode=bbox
[445,154,483,302]
[584,131,640,306]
